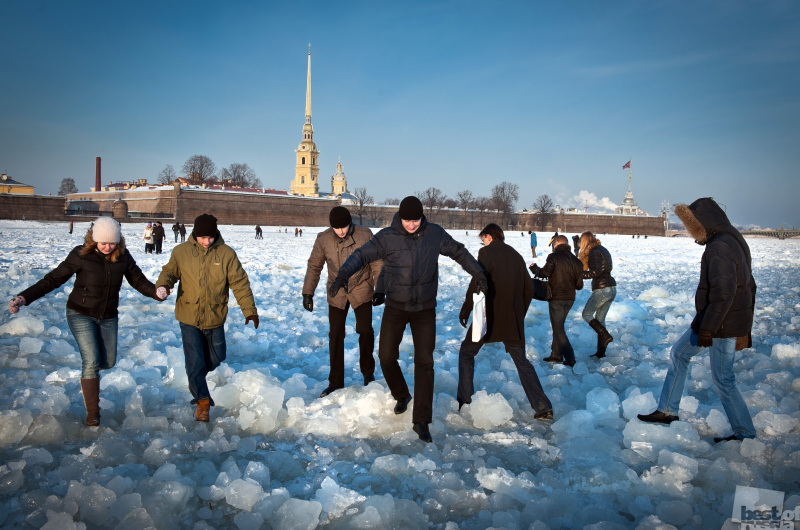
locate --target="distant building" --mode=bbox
[0,173,34,195]
[331,158,348,196]
[289,45,320,197]
[615,170,648,216]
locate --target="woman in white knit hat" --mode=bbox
[8,217,165,426]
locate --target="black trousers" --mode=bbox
[457,338,552,414]
[548,300,575,363]
[155,239,163,254]
[379,306,436,424]
[328,302,375,388]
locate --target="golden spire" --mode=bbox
[305,43,311,124]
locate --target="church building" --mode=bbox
[289,45,320,197]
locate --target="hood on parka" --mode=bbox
[674,197,732,245]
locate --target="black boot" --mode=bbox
[589,319,613,348]
[80,377,101,427]
[413,422,433,443]
[591,334,607,359]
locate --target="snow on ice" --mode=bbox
[0,220,799,529]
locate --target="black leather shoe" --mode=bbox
[457,397,465,411]
[364,374,375,385]
[563,359,576,367]
[714,434,740,443]
[319,386,342,398]
[637,410,679,424]
[542,356,563,363]
[394,396,412,414]
[534,410,554,421]
[413,422,433,443]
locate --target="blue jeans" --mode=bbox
[66,308,118,379]
[179,323,227,405]
[582,286,616,325]
[548,300,575,363]
[657,329,756,439]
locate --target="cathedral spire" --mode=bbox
[305,43,312,125]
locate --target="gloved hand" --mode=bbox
[475,279,488,295]
[459,309,470,328]
[302,294,313,312]
[245,315,260,329]
[328,278,348,298]
[372,293,385,306]
[8,296,25,314]
[697,329,713,348]
[156,286,169,300]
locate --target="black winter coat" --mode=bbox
[18,244,157,319]
[337,214,485,312]
[532,244,583,301]
[687,198,756,338]
[460,240,533,345]
[152,224,166,242]
[584,244,616,290]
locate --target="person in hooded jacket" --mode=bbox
[530,235,584,366]
[457,224,553,420]
[8,217,164,426]
[303,206,383,397]
[156,213,259,422]
[639,198,757,442]
[330,196,487,443]
[579,231,616,359]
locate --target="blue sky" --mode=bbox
[2,1,798,228]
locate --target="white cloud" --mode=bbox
[555,190,618,212]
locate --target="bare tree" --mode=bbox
[181,155,216,185]
[418,187,445,222]
[491,181,520,229]
[384,197,400,205]
[442,198,458,209]
[474,196,491,229]
[157,164,177,185]
[456,189,474,230]
[532,194,555,231]
[220,163,259,188]
[351,187,373,225]
[58,178,78,196]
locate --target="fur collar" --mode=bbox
[675,204,708,244]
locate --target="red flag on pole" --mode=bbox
[622,160,631,170]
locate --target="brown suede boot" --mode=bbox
[80,377,101,427]
[195,397,210,422]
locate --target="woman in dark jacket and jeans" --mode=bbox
[579,231,616,358]
[8,217,163,426]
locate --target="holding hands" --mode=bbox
[8,296,25,314]
[156,286,170,301]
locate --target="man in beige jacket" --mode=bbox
[156,213,258,421]
[303,206,383,397]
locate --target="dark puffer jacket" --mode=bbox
[336,214,485,312]
[18,239,157,319]
[677,197,757,338]
[583,243,616,290]
[531,243,584,301]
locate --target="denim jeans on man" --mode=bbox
[582,286,616,325]
[179,323,227,405]
[66,308,118,379]
[457,339,552,414]
[548,300,575,363]
[657,328,756,439]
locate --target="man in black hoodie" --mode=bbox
[639,198,757,442]
[330,196,487,444]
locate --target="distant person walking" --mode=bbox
[179,223,186,242]
[530,235,584,367]
[143,223,154,254]
[579,232,616,359]
[152,221,166,254]
[255,225,263,239]
[172,222,180,242]
[529,230,537,258]
[458,224,553,421]
[8,218,164,426]
[69,221,74,234]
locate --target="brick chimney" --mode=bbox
[95,157,101,192]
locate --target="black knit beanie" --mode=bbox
[398,196,423,220]
[193,214,218,237]
[329,206,352,229]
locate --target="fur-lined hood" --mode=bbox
[674,197,732,245]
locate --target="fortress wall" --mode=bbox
[0,194,67,221]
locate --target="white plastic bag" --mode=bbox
[471,292,487,342]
